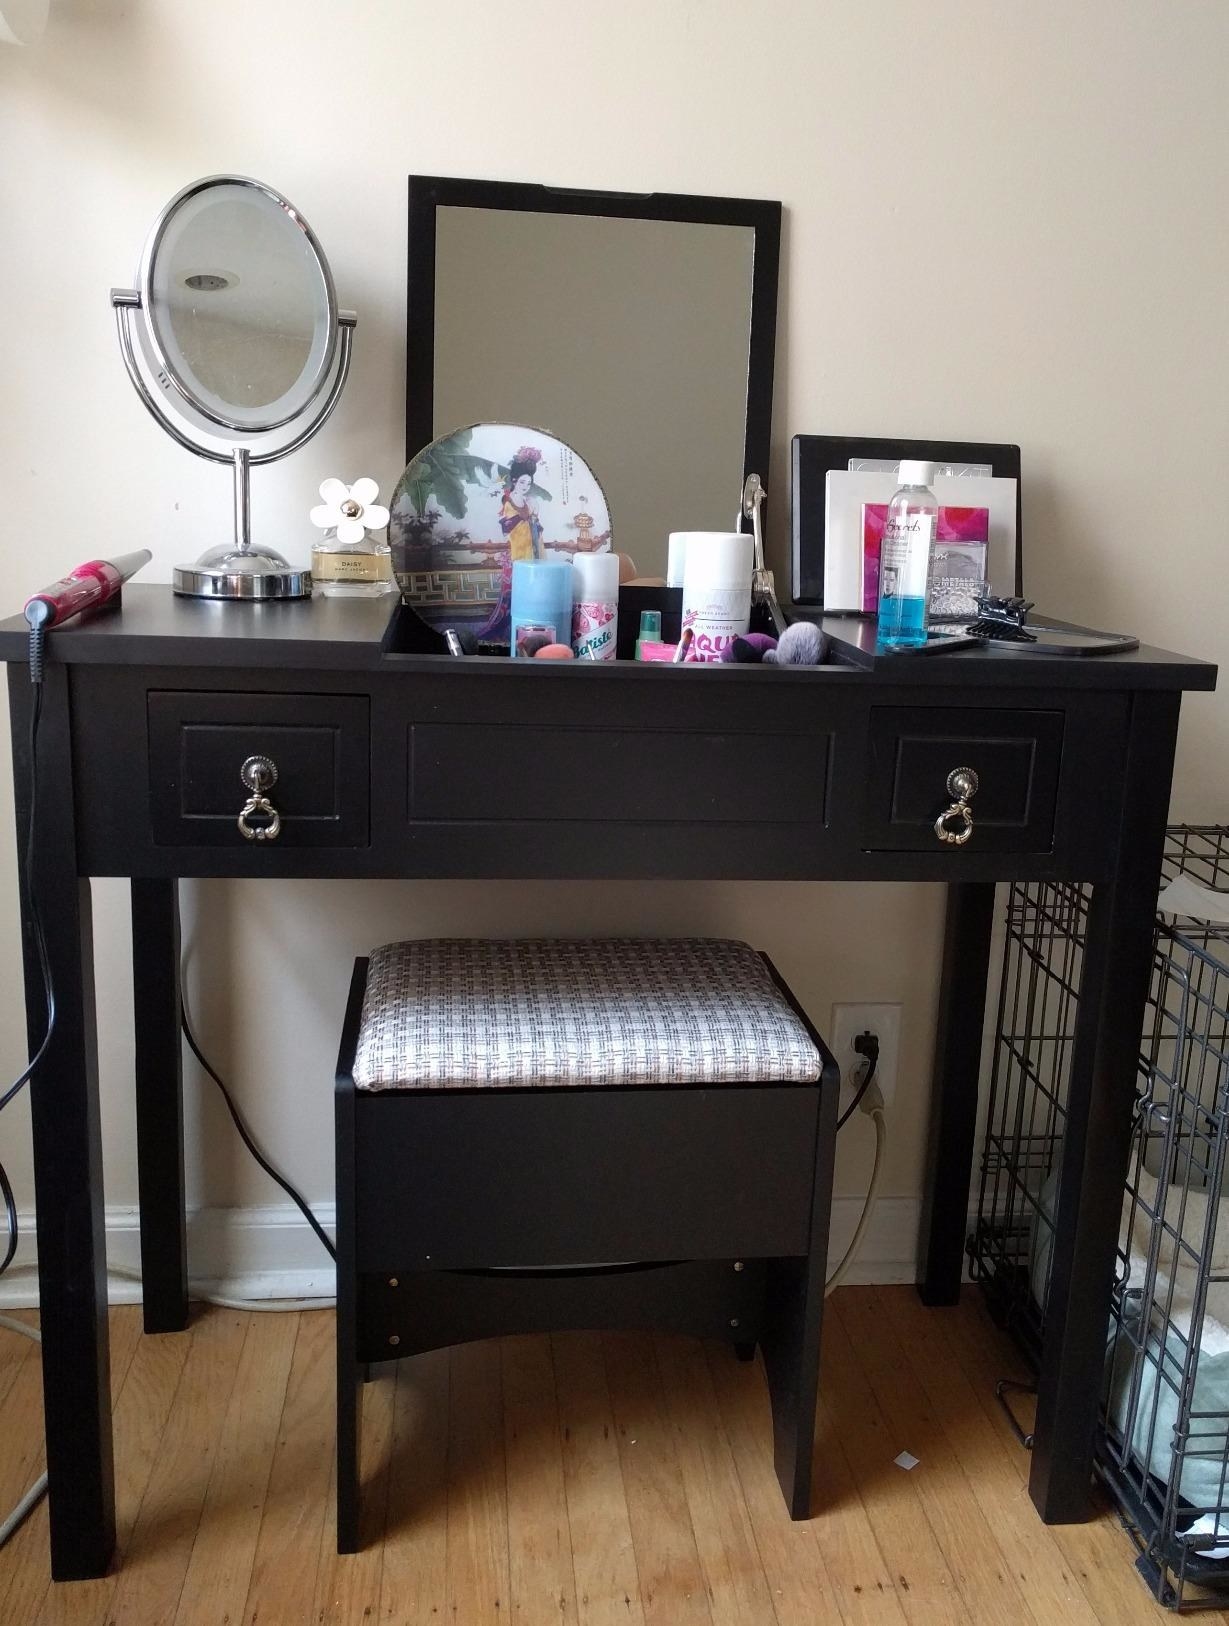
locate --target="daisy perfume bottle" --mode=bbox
[309,477,394,598]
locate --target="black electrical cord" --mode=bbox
[179,1004,336,1262]
[0,629,56,1277]
[836,1030,880,1132]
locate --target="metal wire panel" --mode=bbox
[970,827,1229,1609]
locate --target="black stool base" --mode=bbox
[334,953,838,1552]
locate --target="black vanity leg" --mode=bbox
[9,666,115,1580]
[917,882,997,1306]
[1029,692,1179,1523]
[761,1059,839,1517]
[132,878,189,1334]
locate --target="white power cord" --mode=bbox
[0,1261,335,1314]
[825,1067,887,1297]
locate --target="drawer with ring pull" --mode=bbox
[147,691,370,847]
[863,706,1064,854]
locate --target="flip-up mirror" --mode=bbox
[406,177,780,580]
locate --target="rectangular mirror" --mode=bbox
[406,177,780,583]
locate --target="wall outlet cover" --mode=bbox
[830,1001,901,1116]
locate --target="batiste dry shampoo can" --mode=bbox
[679,531,753,662]
[570,552,619,660]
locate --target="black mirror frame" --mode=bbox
[405,175,781,504]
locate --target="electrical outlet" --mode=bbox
[830,1002,901,1117]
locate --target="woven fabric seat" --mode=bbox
[351,936,824,1092]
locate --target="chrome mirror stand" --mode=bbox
[111,289,356,599]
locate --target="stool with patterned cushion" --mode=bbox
[334,937,839,1550]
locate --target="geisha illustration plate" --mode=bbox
[388,423,612,646]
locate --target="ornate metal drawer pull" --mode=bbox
[237,755,281,841]
[934,766,978,847]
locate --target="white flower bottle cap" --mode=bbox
[897,460,936,486]
[310,477,390,544]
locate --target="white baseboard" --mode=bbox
[0,1195,927,1311]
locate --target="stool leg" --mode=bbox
[336,1346,362,1553]
[760,1074,839,1518]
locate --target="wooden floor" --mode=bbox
[0,1287,1219,1625]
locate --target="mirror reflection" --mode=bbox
[146,181,334,431]
[430,207,756,578]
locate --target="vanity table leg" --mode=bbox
[1028,691,1179,1523]
[9,666,115,1579]
[917,882,996,1305]
[132,878,188,1333]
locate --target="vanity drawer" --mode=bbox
[864,706,1064,853]
[147,691,370,847]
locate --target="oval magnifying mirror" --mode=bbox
[113,175,357,599]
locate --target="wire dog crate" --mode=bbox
[970,826,1229,1610]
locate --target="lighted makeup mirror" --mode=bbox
[406,177,781,580]
[113,175,356,599]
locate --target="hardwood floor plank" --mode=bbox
[171,1309,298,1625]
[880,1289,1099,1626]
[3,1292,1209,1626]
[604,1332,712,1626]
[809,1385,911,1626]
[552,1331,644,1626]
[501,1335,578,1626]
[0,1306,144,1626]
[653,1335,776,1626]
[0,1308,40,1408]
[312,1362,396,1626]
[380,1347,450,1625]
[240,1308,334,1626]
[104,1307,251,1626]
[836,1289,1041,1626]
[819,1294,971,1626]
[0,1339,65,1620]
[34,1307,190,1626]
[704,1340,843,1626]
[443,1339,511,1626]
[941,1290,1181,1626]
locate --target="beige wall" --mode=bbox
[0,1,1225,1273]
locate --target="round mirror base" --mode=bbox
[173,545,312,600]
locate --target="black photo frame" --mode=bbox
[790,434,1024,607]
[406,175,781,496]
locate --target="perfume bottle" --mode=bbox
[311,527,394,598]
[309,478,394,599]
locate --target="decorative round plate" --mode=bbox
[388,423,613,646]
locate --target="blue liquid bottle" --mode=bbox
[877,460,938,649]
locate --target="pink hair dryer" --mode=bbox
[24,549,152,630]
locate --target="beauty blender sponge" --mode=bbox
[534,643,575,659]
[720,633,778,664]
[763,621,829,666]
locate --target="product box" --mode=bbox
[861,504,990,619]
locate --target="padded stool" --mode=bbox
[334,937,839,1550]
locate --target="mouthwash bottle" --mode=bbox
[877,460,938,648]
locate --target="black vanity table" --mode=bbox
[0,585,1215,1580]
